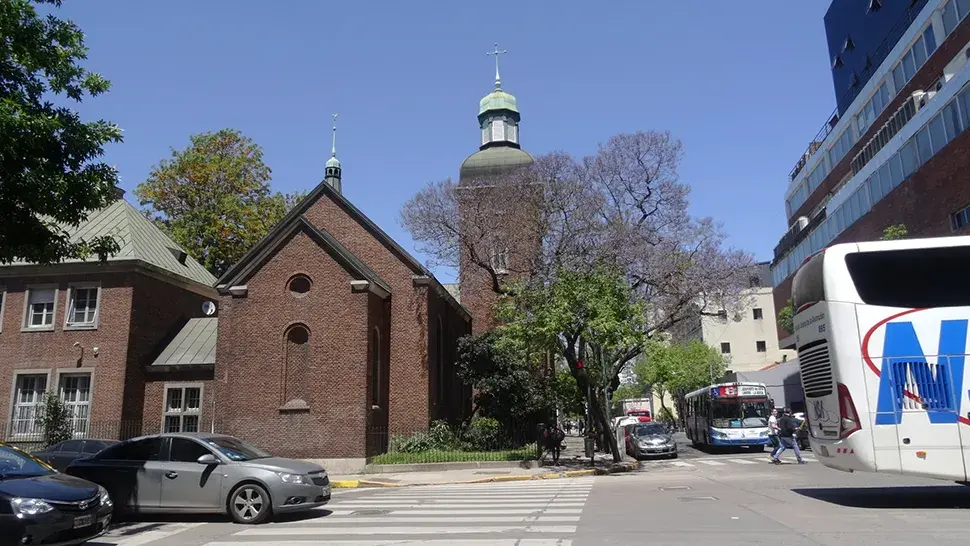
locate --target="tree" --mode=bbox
[135,129,306,276]
[455,332,554,435]
[881,223,908,240]
[555,369,587,417]
[634,340,726,419]
[0,0,123,264]
[777,298,794,334]
[498,265,650,462]
[40,390,73,448]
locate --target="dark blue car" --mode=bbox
[0,443,113,545]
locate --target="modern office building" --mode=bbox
[770,0,970,346]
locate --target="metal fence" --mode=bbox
[366,420,539,464]
[1,420,159,452]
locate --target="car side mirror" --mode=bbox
[197,454,219,465]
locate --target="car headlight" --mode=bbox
[10,498,54,518]
[760,431,769,437]
[278,472,307,484]
[99,485,112,507]
[712,431,727,439]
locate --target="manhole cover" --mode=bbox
[351,509,392,516]
[679,496,717,502]
[658,486,691,491]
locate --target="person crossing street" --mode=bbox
[771,407,805,465]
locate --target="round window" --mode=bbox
[288,275,311,297]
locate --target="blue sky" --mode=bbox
[59,1,835,283]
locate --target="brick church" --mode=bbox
[0,51,535,473]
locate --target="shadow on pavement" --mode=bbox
[113,508,334,525]
[793,485,970,509]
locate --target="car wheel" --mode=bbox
[229,483,272,525]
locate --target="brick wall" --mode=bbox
[428,289,473,424]
[0,272,134,438]
[214,229,371,458]
[789,12,970,223]
[303,197,434,435]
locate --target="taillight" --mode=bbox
[837,382,862,438]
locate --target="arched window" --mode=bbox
[283,324,310,408]
[287,274,312,298]
[371,327,381,407]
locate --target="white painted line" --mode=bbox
[236,525,577,536]
[376,491,591,497]
[670,461,695,467]
[205,538,573,546]
[345,497,588,504]
[331,503,586,509]
[695,460,726,466]
[95,523,206,546]
[727,459,758,465]
[275,515,581,524]
[376,509,584,516]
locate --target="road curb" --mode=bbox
[330,460,640,488]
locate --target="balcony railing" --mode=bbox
[787,0,931,184]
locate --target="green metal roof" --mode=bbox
[151,317,217,367]
[479,89,519,115]
[459,146,534,182]
[12,198,216,287]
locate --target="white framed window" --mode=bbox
[65,284,99,329]
[489,243,509,274]
[23,286,56,330]
[58,373,91,436]
[163,384,202,433]
[10,373,47,437]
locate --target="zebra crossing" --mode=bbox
[656,454,818,469]
[197,478,593,545]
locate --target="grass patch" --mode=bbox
[371,444,537,465]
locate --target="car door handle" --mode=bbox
[165,471,179,479]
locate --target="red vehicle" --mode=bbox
[627,410,652,422]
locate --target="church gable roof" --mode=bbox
[218,216,391,297]
[217,181,467,318]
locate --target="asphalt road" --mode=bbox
[89,442,970,545]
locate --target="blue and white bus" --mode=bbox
[684,382,773,451]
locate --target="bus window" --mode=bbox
[792,251,826,312]
[844,246,970,308]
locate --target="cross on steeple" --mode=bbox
[331,113,338,157]
[486,43,507,90]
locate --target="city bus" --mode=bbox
[792,236,970,482]
[683,382,773,451]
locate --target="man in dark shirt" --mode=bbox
[771,408,805,465]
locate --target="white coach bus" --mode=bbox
[792,235,970,483]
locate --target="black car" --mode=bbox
[33,439,117,472]
[0,443,113,545]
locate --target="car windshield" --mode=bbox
[204,436,271,462]
[711,398,770,428]
[0,445,55,478]
[633,424,666,436]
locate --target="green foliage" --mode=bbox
[370,445,536,465]
[881,223,908,240]
[388,418,516,454]
[777,298,794,334]
[0,0,123,264]
[636,339,726,395]
[555,369,587,417]
[134,129,306,276]
[463,417,502,451]
[456,332,554,428]
[40,391,73,448]
[657,406,676,424]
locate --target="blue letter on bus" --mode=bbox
[874,320,968,425]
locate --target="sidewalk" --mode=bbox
[330,434,637,488]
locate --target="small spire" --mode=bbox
[486,43,507,90]
[331,113,338,157]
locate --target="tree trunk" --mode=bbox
[589,387,622,463]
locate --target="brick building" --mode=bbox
[770,0,970,347]
[0,190,219,449]
[209,128,471,471]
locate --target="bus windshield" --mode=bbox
[711,398,770,428]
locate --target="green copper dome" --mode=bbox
[479,89,518,116]
[459,146,534,182]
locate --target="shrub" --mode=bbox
[388,420,462,453]
[463,417,502,451]
[40,391,73,448]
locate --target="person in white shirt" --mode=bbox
[767,408,781,459]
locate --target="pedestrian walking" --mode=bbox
[771,407,805,465]
[767,407,781,460]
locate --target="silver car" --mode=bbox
[65,433,331,524]
[625,422,678,459]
